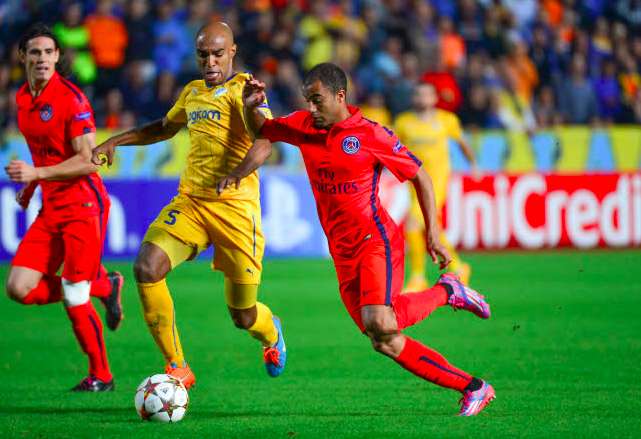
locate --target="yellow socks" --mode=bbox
[406,228,427,280]
[224,280,278,347]
[248,302,278,347]
[138,279,185,367]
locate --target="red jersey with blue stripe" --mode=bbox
[261,106,421,258]
[16,72,108,219]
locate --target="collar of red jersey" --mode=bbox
[333,105,363,129]
[24,70,60,98]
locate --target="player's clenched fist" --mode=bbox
[92,140,117,166]
[242,77,267,108]
[5,160,39,183]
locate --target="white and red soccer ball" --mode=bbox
[134,374,189,423]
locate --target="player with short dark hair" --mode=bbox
[4,23,124,392]
[219,62,494,416]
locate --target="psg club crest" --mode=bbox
[40,103,53,122]
[342,136,360,155]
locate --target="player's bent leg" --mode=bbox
[361,305,492,414]
[361,304,405,358]
[98,271,125,331]
[224,279,284,377]
[135,239,195,389]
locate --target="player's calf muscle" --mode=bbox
[228,306,257,329]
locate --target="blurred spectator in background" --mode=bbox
[619,54,641,113]
[460,84,491,130]
[101,88,125,129]
[533,85,561,128]
[408,0,439,62]
[594,58,622,123]
[53,2,96,85]
[124,0,156,81]
[85,0,128,96]
[457,0,484,55]
[298,1,333,71]
[529,25,558,90]
[421,47,463,112]
[386,52,421,117]
[3,0,641,135]
[439,16,466,72]
[154,0,189,77]
[503,40,539,103]
[120,62,156,123]
[558,55,599,124]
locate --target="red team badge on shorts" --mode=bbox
[342,136,360,155]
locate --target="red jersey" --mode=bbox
[16,71,108,218]
[261,106,421,258]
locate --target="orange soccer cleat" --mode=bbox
[165,363,196,390]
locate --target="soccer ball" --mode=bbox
[134,374,189,423]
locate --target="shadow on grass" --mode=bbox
[0,406,131,416]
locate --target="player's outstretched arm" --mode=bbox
[217,139,272,195]
[458,138,480,179]
[410,167,451,269]
[91,117,184,166]
[242,78,268,139]
[6,132,99,182]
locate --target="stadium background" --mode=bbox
[1,0,641,437]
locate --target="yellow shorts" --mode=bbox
[409,170,449,226]
[143,193,264,285]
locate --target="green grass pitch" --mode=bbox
[1,250,640,438]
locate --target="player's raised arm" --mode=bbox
[5,131,99,182]
[242,77,269,138]
[92,117,184,166]
[410,168,451,269]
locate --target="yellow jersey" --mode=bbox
[393,109,463,175]
[166,72,272,201]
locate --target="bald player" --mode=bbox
[92,22,286,388]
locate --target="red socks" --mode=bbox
[395,337,472,392]
[66,302,112,382]
[393,285,448,330]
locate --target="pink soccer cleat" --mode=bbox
[438,273,491,319]
[459,381,495,416]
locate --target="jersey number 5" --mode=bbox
[164,210,180,226]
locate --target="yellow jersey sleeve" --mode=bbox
[442,111,464,143]
[166,84,190,124]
